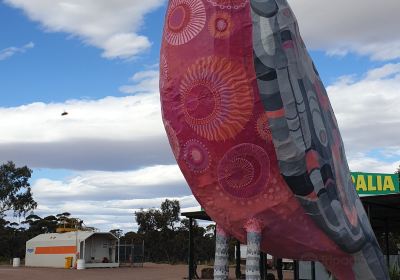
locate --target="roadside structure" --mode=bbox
[26,231,119,268]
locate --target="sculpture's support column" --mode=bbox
[214,225,229,280]
[245,219,263,280]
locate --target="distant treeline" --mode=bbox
[0,200,223,264]
[0,212,81,261]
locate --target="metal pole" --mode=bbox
[236,240,241,279]
[132,244,135,266]
[367,204,371,221]
[142,240,145,267]
[117,238,120,264]
[75,230,78,262]
[131,239,134,266]
[189,217,194,280]
[83,240,86,261]
[311,261,316,280]
[277,258,283,280]
[293,260,299,280]
[259,252,266,280]
[385,218,390,268]
[91,237,93,261]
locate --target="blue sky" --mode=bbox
[0,0,399,232]
[0,2,165,106]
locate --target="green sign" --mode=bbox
[351,172,399,195]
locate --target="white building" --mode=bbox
[25,231,119,268]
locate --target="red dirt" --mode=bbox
[0,263,294,280]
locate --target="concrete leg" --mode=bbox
[214,225,229,280]
[245,219,262,280]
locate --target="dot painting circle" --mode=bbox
[226,158,255,188]
[218,143,270,198]
[183,139,210,173]
[180,56,254,141]
[183,83,217,121]
[208,12,234,39]
[206,0,248,10]
[165,0,206,46]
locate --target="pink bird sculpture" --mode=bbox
[159,0,388,279]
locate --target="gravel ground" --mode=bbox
[0,263,294,280]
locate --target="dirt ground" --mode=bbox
[0,263,294,280]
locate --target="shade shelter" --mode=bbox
[299,194,400,280]
[26,231,119,268]
[362,194,400,267]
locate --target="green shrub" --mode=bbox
[390,266,400,280]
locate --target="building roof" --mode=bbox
[27,231,118,243]
[182,211,212,221]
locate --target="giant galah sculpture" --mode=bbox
[159,0,389,279]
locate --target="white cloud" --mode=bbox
[0,69,173,171]
[119,70,159,94]
[33,165,187,201]
[101,33,151,60]
[288,0,400,61]
[0,93,173,170]
[365,63,400,80]
[327,63,400,172]
[0,42,34,61]
[29,165,198,232]
[348,154,400,174]
[0,94,162,143]
[4,0,165,59]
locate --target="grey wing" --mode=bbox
[250,0,388,279]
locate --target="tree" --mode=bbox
[110,229,123,238]
[135,199,181,233]
[396,165,400,183]
[160,199,180,231]
[134,199,214,264]
[22,214,58,236]
[0,161,37,217]
[121,231,143,244]
[135,208,162,233]
[135,204,175,262]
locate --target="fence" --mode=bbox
[118,241,145,267]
